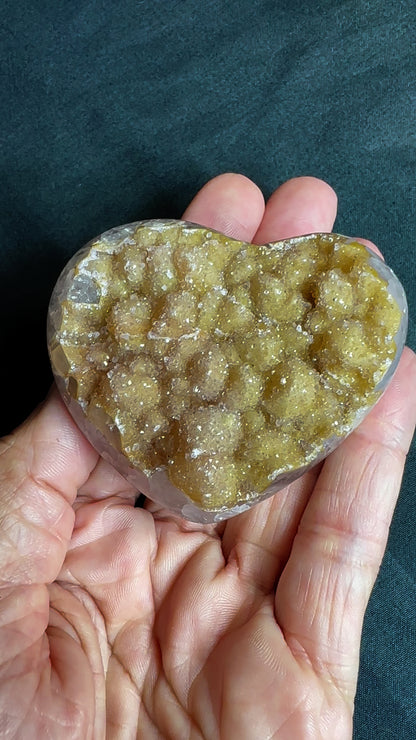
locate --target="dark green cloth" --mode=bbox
[1,1,415,737]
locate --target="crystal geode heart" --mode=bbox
[47,220,407,523]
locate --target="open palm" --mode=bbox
[1,174,415,739]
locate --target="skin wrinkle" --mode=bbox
[27,433,92,507]
[188,597,248,700]
[154,588,203,692]
[248,609,287,676]
[0,583,45,619]
[182,174,265,242]
[24,466,76,512]
[30,439,78,488]
[284,627,358,706]
[268,692,324,740]
[348,451,401,530]
[16,470,74,539]
[296,522,383,571]
[152,541,273,718]
[45,642,95,740]
[221,467,323,582]
[0,624,46,671]
[219,646,327,740]
[151,528,221,611]
[282,561,365,694]
[142,635,162,719]
[191,672,222,740]
[138,690,171,740]
[49,582,108,651]
[314,568,346,650]
[0,517,66,588]
[112,616,156,686]
[143,660,184,739]
[69,497,138,548]
[302,447,403,540]
[48,605,83,646]
[353,426,408,461]
[0,528,25,582]
[283,629,339,690]
[206,213,253,240]
[106,659,142,738]
[65,552,134,596]
[111,649,141,701]
[3,677,38,739]
[151,675,197,740]
[47,583,106,737]
[226,539,281,595]
[2,638,48,736]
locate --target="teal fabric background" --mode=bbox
[1,1,415,736]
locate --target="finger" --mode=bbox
[354,237,383,259]
[0,390,99,713]
[276,347,416,698]
[222,177,338,589]
[0,388,98,587]
[76,457,137,507]
[182,172,265,241]
[254,176,338,243]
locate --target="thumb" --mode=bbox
[0,387,98,588]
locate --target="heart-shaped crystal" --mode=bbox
[47,220,407,523]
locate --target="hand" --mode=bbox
[1,174,415,740]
